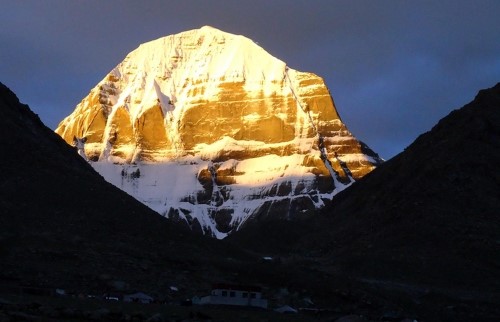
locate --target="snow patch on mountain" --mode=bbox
[91,151,342,238]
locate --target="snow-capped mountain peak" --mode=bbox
[56,26,382,238]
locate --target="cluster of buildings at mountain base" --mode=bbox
[19,283,269,308]
[20,283,319,312]
[16,282,333,319]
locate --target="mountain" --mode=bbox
[229,83,500,320]
[55,26,382,238]
[0,82,250,295]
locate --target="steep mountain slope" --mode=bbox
[229,83,500,320]
[55,26,382,238]
[0,82,248,294]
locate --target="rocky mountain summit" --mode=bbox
[56,26,382,238]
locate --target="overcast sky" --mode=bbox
[1,0,499,159]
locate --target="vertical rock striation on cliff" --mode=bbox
[56,26,382,238]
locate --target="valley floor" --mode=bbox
[0,291,357,322]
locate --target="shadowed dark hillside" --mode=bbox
[0,82,247,294]
[310,83,500,287]
[230,83,500,320]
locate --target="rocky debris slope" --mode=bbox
[55,26,382,237]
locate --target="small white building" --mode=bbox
[124,292,154,304]
[199,283,268,309]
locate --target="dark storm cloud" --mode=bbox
[1,0,499,158]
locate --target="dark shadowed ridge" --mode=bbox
[319,82,500,285]
[0,82,249,294]
[229,83,500,320]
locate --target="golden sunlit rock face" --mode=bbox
[56,26,382,237]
